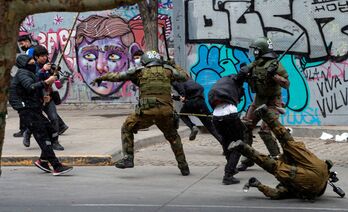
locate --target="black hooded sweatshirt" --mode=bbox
[9,54,46,110]
[208,75,244,109]
[172,79,204,99]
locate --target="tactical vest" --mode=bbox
[249,59,282,97]
[138,66,172,109]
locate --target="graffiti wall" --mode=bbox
[176,0,348,125]
[19,0,173,103]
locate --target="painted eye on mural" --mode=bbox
[83,53,97,61]
[108,53,121,62]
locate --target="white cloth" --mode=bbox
[213,104,238,116]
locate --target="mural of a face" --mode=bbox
[76,15,140,96]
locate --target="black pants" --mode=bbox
[180,97,223,144]
[26,100,66,141]
[43,100,67,133]
[19,108,61,169]
[18,112,26,132]
[213,113,245,175]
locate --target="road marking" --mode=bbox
[72,204,348,211]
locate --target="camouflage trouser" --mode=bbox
[240,108,329,199]
[240,96,281,166]
[121,105,188,169]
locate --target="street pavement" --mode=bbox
[1,106,348,211]
[0,166,347,212]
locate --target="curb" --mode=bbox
[2,155,112,166]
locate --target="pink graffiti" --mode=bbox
[54,14,64,25]
[35,28,76,72]
[320,60,348,79]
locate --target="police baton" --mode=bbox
[55,12,80,77]
[177,112,213,118]
[162,26,170,62]
[277,31,305,62]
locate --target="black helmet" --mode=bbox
[249,37,277,59]
[141,50,163,67]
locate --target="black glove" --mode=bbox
[267,63,278,77]
[248,177,261,187]
[236,64,250,82]
[171,94,181,101]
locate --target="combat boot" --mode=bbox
[179,165,190,176]
[222,173,240,185]
[189,126,199,141]
[22,129,31,147]
[115,155,134,169]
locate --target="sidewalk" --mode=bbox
[3,107,190,166]
[3,106,348,166]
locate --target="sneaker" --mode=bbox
[222,174,240,185]
[13,130,24,137]
[58,125,69,135]
[115,156,134,169]
[180,166,190,176]
[189,126,199,141]
[52,142,64,151]
[34,160,52,173]
[53,165,73,176]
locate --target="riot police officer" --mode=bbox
[229,104,330,200]
[238,37,290,171]
[92,50,190,176]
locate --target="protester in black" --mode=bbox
[172,79,223,143]
[208,67,249,185]
[9,54,72,176]
[13,34,36,137]
[22,45,68,150]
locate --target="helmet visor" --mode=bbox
[248,47,258,61]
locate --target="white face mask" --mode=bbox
[134,58,141,66]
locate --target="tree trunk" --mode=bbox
[0,0,141,176]
[138,1,159,52]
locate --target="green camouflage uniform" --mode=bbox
[238,108,329,199]
[240,58,289,167]
[96,64,189,170]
